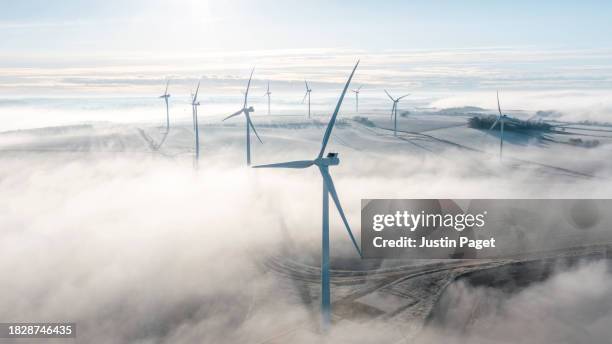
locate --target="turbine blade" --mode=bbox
[193,81,201,102]
[253,160,314,169]
[384,89,394,101]
[488,118,500,131]
[246,114,263,144]
[301,91,308,104]
[317,60,359,159]
[320,168,362,257]
[304,80,309,90]
[224,109,243,121]
[244,67,255,108]
[357,85,363,91]
[497,90,502,116]
[398,93,410,100]
[164,79,170,94]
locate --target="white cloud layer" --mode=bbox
[0,127,611,342]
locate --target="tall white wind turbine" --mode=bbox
[384,90,410,137]
[264,81,272,115]
[224,68,263,166]
[488,90,508,160]
[302,80,312,119]
[159,80,171,132]
[254,61,361,330]
[351,85,363,112]
[191,81,201,167]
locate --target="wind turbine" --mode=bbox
[488,90,507,160]
[302,80,312,119]
[191,81,201,167]
[254,61,361,330]
[159,80,171,132]
[351,85,362,113]
[384,90,410,137]
[264,81,272,115]
[223,68,263,166]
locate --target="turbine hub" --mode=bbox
[246,106,254,113]
[317,153,340,166]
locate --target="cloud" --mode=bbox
[430,89,612,122]
[1,121,612,342]
[424,261,612,343]
[2,48,612,95]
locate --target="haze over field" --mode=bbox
[2,136,612,342]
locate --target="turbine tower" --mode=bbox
[159,80,171,132]
[254,61,361,330]
[302,80,312,119]
[191,81,201,167]
[488,90,507,160]
[264,81,272,115]
[224,68,263,166]
[351,85,362,113]
[384,90,410,137]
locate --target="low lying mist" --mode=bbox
[1,126,611,342]
[423,261,612,344]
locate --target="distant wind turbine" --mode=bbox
[191,81,201,167]
[254,61,361,331]
[264,81,272,115]
[159,80,171,132]
[302,80,312,118]
[488,90,508,160]
[224,68,263,166]
[351,85,363,112]
[384,90,410,137]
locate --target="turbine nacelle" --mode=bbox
[315,152,340,167]
[245,106,255,113]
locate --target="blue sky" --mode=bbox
[2,0,611,55]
